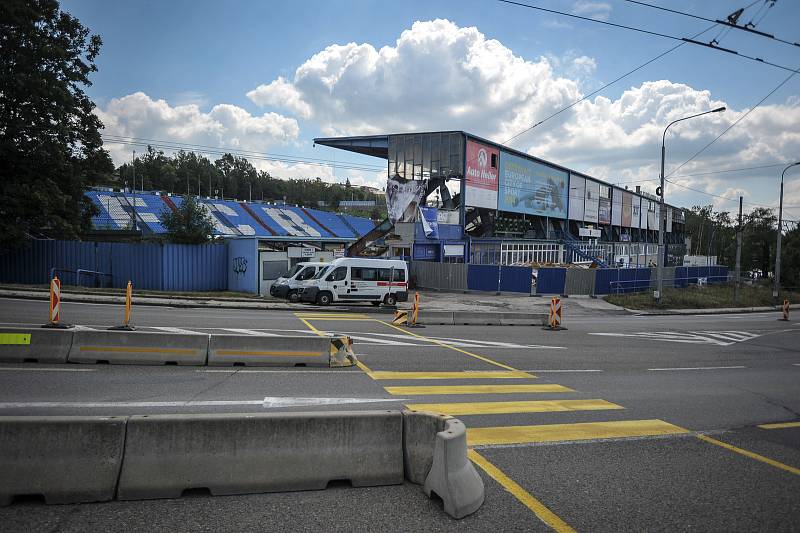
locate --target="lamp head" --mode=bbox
[712,106,726,113]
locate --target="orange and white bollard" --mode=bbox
[110,281,136,330]
[43,276,71,328]
[546,296,565,330]
[780,299,790,321]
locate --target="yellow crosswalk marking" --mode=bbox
[757,421,800,430]
[369,370,535,380]
[384,384,572,396]
[406,399,624,416]
[468,419,688,446]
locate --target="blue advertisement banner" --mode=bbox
[419,206,439,239]
[498,151,568,219]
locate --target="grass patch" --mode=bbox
[604,283,800,310]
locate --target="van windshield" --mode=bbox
[281,264,304,279]
[313,266,331,280]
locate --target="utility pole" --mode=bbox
[734,196,742,305]
[131,150,138,231]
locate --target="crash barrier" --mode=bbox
[208,335,356,367]
[0,327,73,363]
[423,418,485,519]
[68,330,209,365]
[409,311,546,326]
[0,416,126,505]
[0,411,484,519]
[1,327,356,368]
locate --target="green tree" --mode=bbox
[779,225,800,289]
[0,0,113,249]
[161,196,214,244]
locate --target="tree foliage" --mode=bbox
[110,148,385,218]
[0,0,113,249]
[161,196,214,244]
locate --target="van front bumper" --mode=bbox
[270,283,289,298]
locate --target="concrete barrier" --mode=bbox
[208,335,356,367]
[68,330,208,365]
[402,410,451,485]
[116,411,404,500]
[423,418,485,519]
[0,327,73,363]
[452,312,501,326]
[0,416,126,505]
[418,311,455,325]
[499,313,549,326]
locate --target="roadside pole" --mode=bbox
[734,196,742,305]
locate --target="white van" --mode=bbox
[269,262,327,303]
[298,258,408,306]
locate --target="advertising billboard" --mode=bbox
[498,151,568,218]
[584,179,599,223]
[612,188,622,226]
[465,140,499,209]
[622,191,633,227]
[568,175,585,221]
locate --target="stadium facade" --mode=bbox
[315,131,687,268]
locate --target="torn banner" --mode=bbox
[386,176,426,224]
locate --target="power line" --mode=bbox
[665,63,800,179]
[622,0,797,48]
[497,0,798,73]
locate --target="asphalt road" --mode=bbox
[0,297,798,532]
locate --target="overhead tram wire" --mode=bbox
[502,22,719,145]
[664,63,800,180]
[621,0,797,48]
[497,0,798,74]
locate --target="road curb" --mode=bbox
[626,304,799,316]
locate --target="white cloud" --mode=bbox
[246,77,312,119]
[96,92,300,166]
[571,1,612,21]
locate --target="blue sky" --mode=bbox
[64,0,800,218]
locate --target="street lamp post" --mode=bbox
[774,161,800,301]
[656,106,726,304]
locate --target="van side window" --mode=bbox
[392,269,405,282]
[327,267,348,282]
[377,269,392,281]
[352,268,377,281]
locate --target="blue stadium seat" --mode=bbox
[341,214,376,237]
[304,207,356,238]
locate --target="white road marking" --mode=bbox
[222,328,280,336]
[196,369,363,374]
[0,367,96,372]
[590,330,763,346]
[152,326,207,335]
[648,366,746,371]
[262,397,402,408]
[72,324,97,331]
[522,369,603,373]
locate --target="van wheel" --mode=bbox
[384,294,397,307]
[370,301,381,307]
[316,292,332,306]
[287,290,300,303]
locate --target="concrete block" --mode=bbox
[424,418,485,519]
[452,312,501,326]
[208,335,338,367]
[402,410,450,485]
[68,330,208,365]
[0,416,127,505]
[117,411,404,500]
[499,313,548,326]
[419,311,455,325]
[0,327,73,363]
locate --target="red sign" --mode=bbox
[465,140,499,209]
